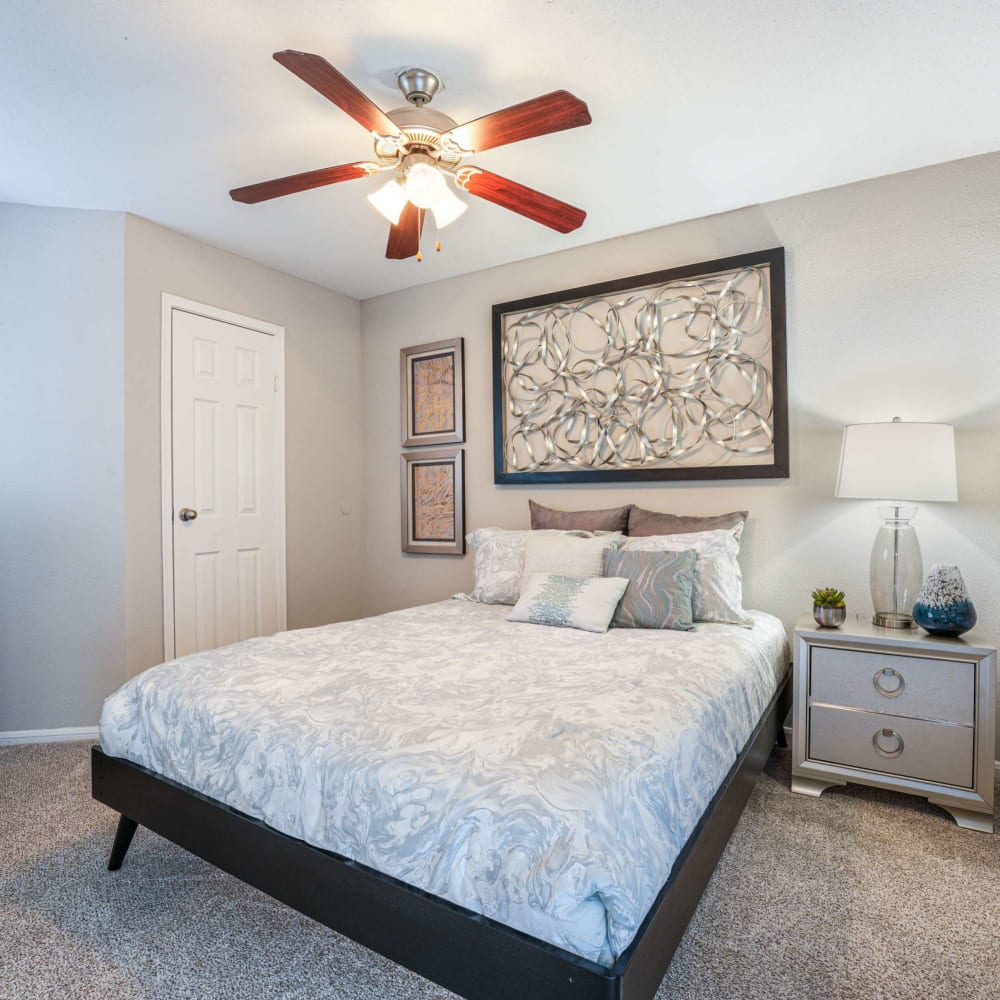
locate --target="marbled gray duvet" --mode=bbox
[99,600,788,966]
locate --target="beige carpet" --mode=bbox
[1,741,997,1000]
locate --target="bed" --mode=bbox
[93,598,790,999]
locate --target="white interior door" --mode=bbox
[167,305,285,657]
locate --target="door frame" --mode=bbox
[160,293,287,661]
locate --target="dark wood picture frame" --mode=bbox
[92,671,791,1000]
[492,247,788,484]
[401,337,465,448]
[400,447,465,555]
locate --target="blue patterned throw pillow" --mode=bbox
[508,573,630,633]
[602,549,697,630]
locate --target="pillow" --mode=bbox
[627,507,748,539]
[521,532,623,582]
[602,549,697,631]
[624,529,752,627]
[529,499,631,533]
[466,528,610,605]
[508,573,629,633]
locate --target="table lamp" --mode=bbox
[835,418,957,629]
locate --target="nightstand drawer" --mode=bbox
[810,646,974,725]
[808,705,974,788]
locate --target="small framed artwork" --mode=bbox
[400,448,465,555]
[400,337,465,447]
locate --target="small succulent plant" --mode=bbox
[812,587,846,608]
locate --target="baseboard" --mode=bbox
[0,725,99,746]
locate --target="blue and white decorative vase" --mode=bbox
[912,564,977,638]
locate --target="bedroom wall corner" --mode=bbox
[0,203,127,732]
[359,152,1000,757]
[123,215,364,680]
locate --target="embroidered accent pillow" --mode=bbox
[529,499,631,533]
[508,573,630,633]
[521,532,623,582]
[466,528,618,606]
[602,549,697,631]
[624,529,753,627]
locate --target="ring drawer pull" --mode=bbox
[872,728,904,758]
[873,667,905,697]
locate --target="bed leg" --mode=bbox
[108,815,139,871]
[775,727,788,748]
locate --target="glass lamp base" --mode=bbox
[873,611,917,630]
[869,503,923,632]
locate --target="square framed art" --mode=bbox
[400,448,465,555]
[400,337,465,447]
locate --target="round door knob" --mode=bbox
[178,507,198,522]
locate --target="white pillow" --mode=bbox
[521,532,623,581]
[508,573,629,633]
[465,528,620,606]
[624,529,752,627]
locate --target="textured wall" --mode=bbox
[123,215,364,679]
[0,204,126,731]
[361,152,1000,757]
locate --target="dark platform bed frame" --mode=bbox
[92,670,790,1000]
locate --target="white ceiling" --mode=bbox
[3,1,999,301]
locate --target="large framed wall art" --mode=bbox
[492,247,788,483]
[400,337,465,447]
[400,448,465,556]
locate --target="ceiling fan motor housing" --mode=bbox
[379,106,462,167]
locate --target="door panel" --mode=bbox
[171,309,279,657]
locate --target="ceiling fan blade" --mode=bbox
[444,91,590,153]
[386,203,425,259]
[273,50,401,137]
[230,163,375,204]
[459,169,585,233]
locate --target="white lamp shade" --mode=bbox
[835,421,958,502]
[430,185,468,229]
[367,179,408,225]
[405,162,447,209]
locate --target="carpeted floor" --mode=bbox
[1,743,997,1000]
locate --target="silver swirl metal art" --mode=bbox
[500,264,776,473]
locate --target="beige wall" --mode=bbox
[2,207,365,732]
[361,153,1000,755]
[123,215,364,678]
[0,204,126,731]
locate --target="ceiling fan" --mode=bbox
[229,51,592,260]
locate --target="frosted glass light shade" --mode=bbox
[430,185,467,229]
[367,179,408,225]
[835,421,958,502]
[405,162,448,209]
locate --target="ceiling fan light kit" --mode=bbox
[230,51,592,260]
[366,177,408,226]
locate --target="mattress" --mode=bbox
[99,599,788,966]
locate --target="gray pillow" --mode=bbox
[529,499,631,533]
[603,549,697,630]
[627,507,748,538]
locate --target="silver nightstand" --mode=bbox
[792,615,995,833]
